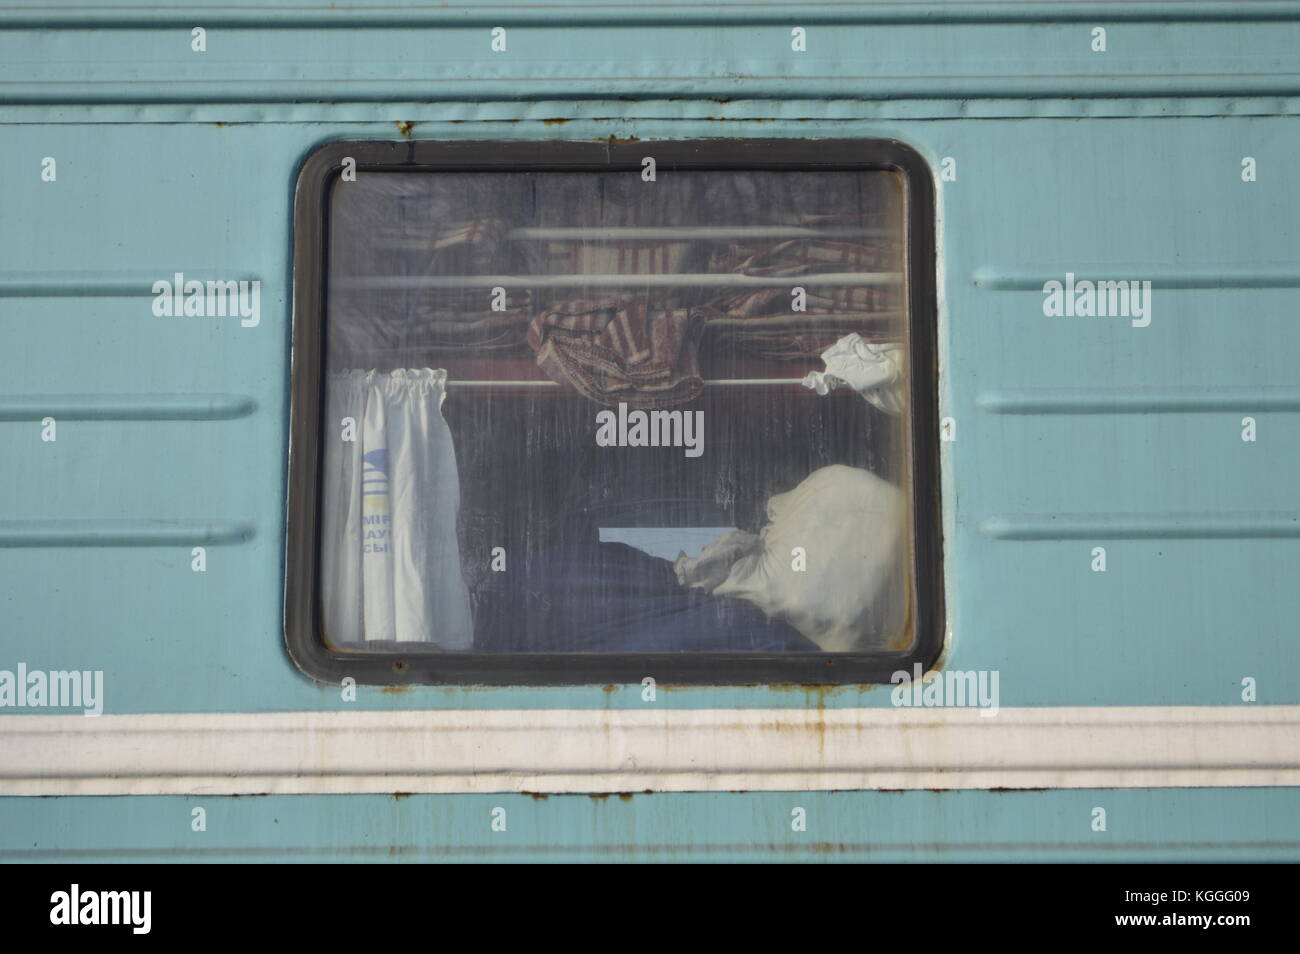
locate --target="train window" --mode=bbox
[286,140,941,685]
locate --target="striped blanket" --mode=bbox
[527,296,706,409]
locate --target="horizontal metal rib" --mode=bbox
[981,513,1300,540]
[0,272,263,298]
[333,271,899,290]
[0,520,256,548]
[973,265,1300,290]
[4,3,1300,29]
[978,388,1300,415]
[0,394,257,422]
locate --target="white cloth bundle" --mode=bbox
[801,333,905,415]
[674,465,907,652]
[320,368,473,649]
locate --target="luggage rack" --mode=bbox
[332,272,902,290]
[441,378,819,387]
[332,222,902,388]
[373,224,896,249]
[332,312,903,388]
[502,226,894,240]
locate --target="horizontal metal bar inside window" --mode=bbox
[374,227,894,248]
[333,272,902,290]
[505,226,895,241]
[443,378,813,387]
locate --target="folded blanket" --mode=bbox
[704,224,902,360]
[472,540,817,654]
[708,238,897,315]
[331,218,534,358]
[527,296,707,408]
[540,239,695,280]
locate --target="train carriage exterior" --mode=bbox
[1,0,1299,865]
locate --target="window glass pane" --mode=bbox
[321,166,914,655]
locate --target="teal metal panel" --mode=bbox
[3,4,1300,122]
[3,789,1299,862]
[4,115,1297,712]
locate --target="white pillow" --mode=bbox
[676,465,907,652]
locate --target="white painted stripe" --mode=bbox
[0,706,1295,796]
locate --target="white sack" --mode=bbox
[320,368,473,649]
[675,465,906,652]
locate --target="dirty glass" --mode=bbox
[320,167,915,655]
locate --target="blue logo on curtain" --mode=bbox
[362,449,390,510]
[361,448,391,553]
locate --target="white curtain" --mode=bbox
[320,368,473,649]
